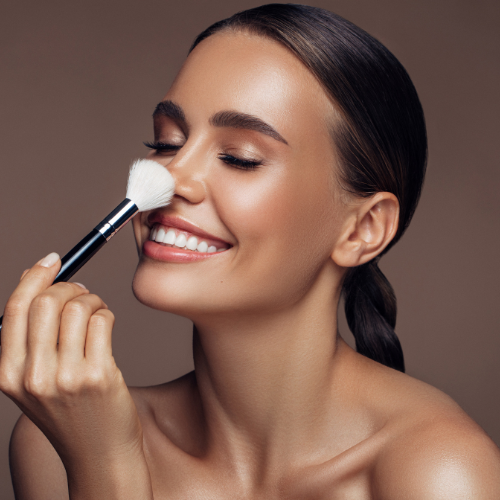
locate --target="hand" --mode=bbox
[0,253,152,499]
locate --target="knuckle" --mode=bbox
[55,370,80,394]
[85,368,106,389]
[0,366,20,396]
[89,310,114,328]
[3,298,26,319]
[31,293,59,313]
[23,372,51,398]
[88,294,107,309]
[63,300,90,318]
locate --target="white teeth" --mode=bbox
[156,227,166,243]
[151,224,227,253]
[174,233,187,248]
[197,241,208,253]
[164,229,176,245]
[186,236,198,250]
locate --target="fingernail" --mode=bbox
[39,252,60,268]
[73,282,87,289]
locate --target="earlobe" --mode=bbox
[331,192,399,268]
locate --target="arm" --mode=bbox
[0,254,154,499]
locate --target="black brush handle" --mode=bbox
[0,199,138,339]
[53,229,107,283]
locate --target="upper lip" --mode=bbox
[147,213,232,246]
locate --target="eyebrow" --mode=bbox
[210,111,288,145]
[153,100,186,122]
[153,100,288,145]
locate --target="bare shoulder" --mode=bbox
[366,363,500,499]
[10,413,68,500]
[374,414,500,499]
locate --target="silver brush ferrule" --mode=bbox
[95,198,138,241]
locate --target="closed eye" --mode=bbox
[143,141,182,154]
[144,141,261,170]
[218,154,262,171]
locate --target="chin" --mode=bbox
[132,261,198,318]
[131,258,292,322]
[131,259,237,319]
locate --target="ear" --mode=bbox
[331,192,399,268]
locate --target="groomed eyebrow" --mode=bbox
[210,111,288,145]
[153,100,186,122]
[153,100,288,146]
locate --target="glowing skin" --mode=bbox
[132,32,344,320]
[4,31,500,500]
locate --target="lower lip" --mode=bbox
[143,240,226,263]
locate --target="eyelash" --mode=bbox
[143,141,262,171]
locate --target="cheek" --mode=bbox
[212,165,339,306]
[215,171,286,233]
[214,163,337,250]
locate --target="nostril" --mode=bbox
[172,178,206,205]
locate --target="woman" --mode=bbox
[2,4,500,498]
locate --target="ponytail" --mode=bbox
[342,260,405,372]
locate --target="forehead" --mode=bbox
[165,31,335,145]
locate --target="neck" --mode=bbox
[191,268,355,474]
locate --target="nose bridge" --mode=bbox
[168,138,208,204]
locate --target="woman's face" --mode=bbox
[132,31,346,320]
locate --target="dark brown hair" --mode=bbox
[191,4,427,372]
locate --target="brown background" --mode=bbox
[1,0,499,497]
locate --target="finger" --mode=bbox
[2,253,61,359]
[27,282,89,363]
[20,269,30,281]
[58,293,108,366]
[85,309,115,365]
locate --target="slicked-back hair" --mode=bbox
[191,4,428,372]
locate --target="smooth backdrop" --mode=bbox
[1,0,499,497]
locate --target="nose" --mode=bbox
[165,147,207,205]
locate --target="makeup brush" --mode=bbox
[0,159,175,335]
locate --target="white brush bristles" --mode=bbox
[126,159,175,212]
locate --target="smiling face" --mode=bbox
[132,31,348,321]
